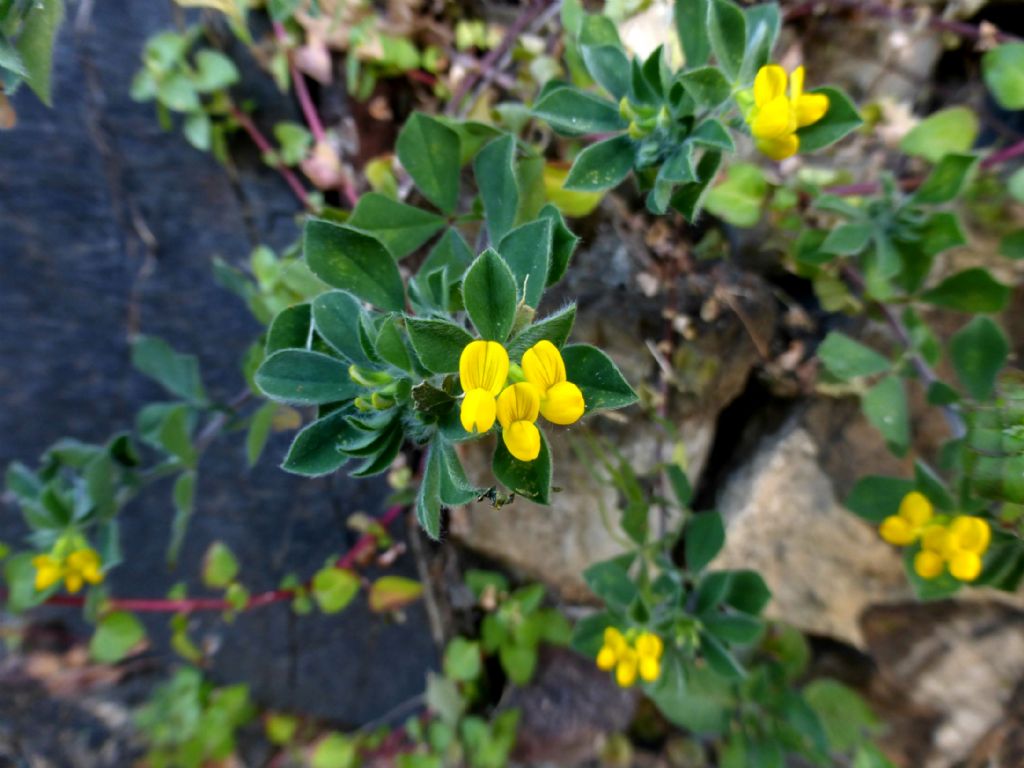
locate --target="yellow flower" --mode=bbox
[65,548,103,594]
[521,340,585,425]
[594,627,664,687]
[879,491,934,546]
[914,515,991,582]
[32,547,104,594]
[32,554,63,591]
[747,65,829,161]
[459,340,509,434]
[496,382,542,461]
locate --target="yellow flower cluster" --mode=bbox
[746,65,829,160]
[32,547,104,593]
[459,339,585,461]
[596,627,663,687]
[879,491,991,582]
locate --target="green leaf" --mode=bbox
[417,441,443,539]
[474,134,519,244]
[563,134,634,192]
[702,614,763,645]
[539,204,579,286]
[90,611,145,663]
[463,248,517,341]
[911,153,978,205]
[821,222,872,256]
[246,402,277,467]
[844,475,916,523]
[0,37,26,77]
[438,440,483,505]
[396,112,461,213]
[499,218,551,308]
[281,410,358,476]
[817,331,890,381]
[304,219,406,312]
[4,553,48,612]
[193,49,239,92]
[312,291,370,364]
[707,0,746,81]
[1010,167,1024,203]
[15,0,64,106]
[368,575,424,613]
[406,317,473,373]
[582,559,637,609]
[675,0,711,69]
[700,630,744,679]
[255,350,359,405]
[900,106,978,163]
[921,211,967,256]
[493,431,552,504]
[690,119,735,152]
[168,470,196,565]
[741,3,780,81]
[667,464,693,507]
[312,567,359,613]
[919,268,1011,313]
[507,304,577,358]
[268,0,302,21]
[348,193,445,260]
[157,73,200,112]
[678,67,731,109]
[804,680,878,752]
[157,405,197,467]
[581,44,630,100]
[273,120,312,164]
[131,335,206,404]
[950,316,1008,401]
[532,87,627,135]
[183,111,212,151]
[444,637,483,682]
[500,642,538,684]
[202,541,239,588]
[266,303,311,354]
[671,149,723,221]
[685,511,725,572]
[704,162,767,227]
[796,87,862,153]
[311,733,356,768]
[722,570,771,615]
[1000,230,1024,260]
[862,375,909,455]
[374,315,413,372]
[983,43,1024,110]
[561,344,638,411]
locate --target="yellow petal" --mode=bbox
[789,65,805,101]
[603,627,627,654]
[459,340,509,395]
[521,340,567,395]
[898,491,933,528]
[596,646,617,670]
[756,133,800,161]
[33,556,63,591]
[502,420,541,462]
[615,651,638,687]
[914,550,944,580]
[753,65,787,108]
[948,516,991,555]
[635,632,663,660]
[949,550,982,582]
[639,656,660,682]
[540,381,585,425]
[879,516,915,546]
[460,388,497,433]
[920,524,950,555]
[751,97,796,140]
[496,382,541,428]
[795,93,829,128]
[65,572,84,594]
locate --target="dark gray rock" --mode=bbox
[0,0,436,737]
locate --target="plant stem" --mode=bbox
[228,103,313,211]
[445,0,557,117]
[34,504,408,614]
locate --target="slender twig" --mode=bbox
[228,104,313,210]
[30,504,407,614]
[444,0,557,117]
[785,0,1021,44]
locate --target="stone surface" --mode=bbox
[0,0,435,734]
[502,646,637,765]
[712,420,912,647]
[862,601,1024,768]
[450,218,777,600]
